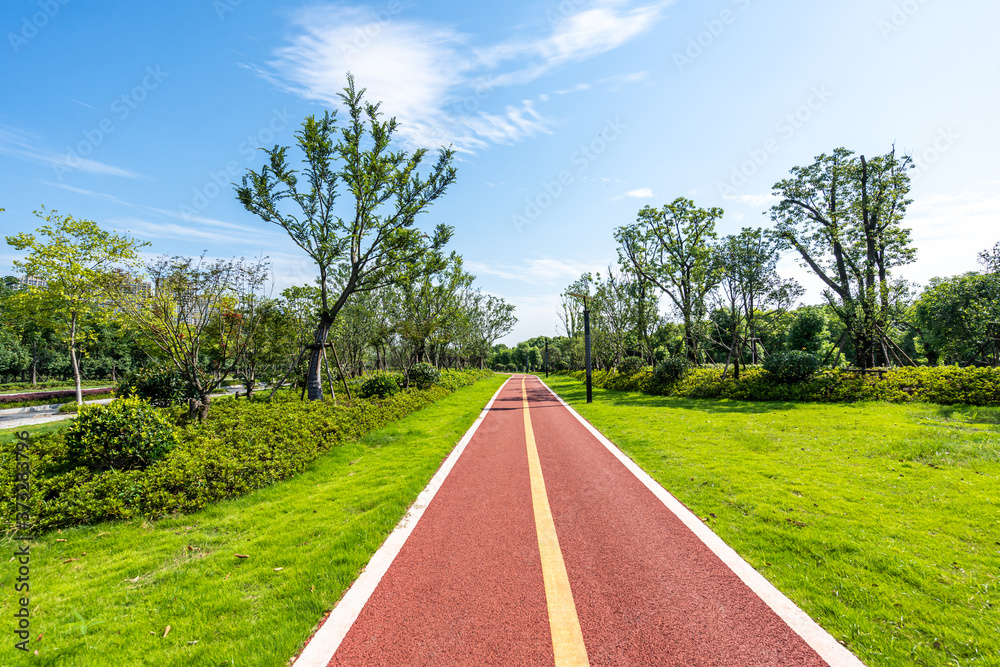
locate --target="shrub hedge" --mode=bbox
[0,369,495,533]
[66,397,178,472]
[562,364,1000,406]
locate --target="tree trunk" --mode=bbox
[306,316,333,401]
[69,312,83,405]
[198,394,211,421]
[31,340,37,385]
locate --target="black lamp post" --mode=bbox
[544,337,549,378]
[568,292,592,403]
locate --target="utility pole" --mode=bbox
[545,338,549,378]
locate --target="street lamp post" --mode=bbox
[545,337,549,378]
[567,292,593,403]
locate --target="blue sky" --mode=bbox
[1,0,997,344]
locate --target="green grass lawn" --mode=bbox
[543,375,999,667]
[0,374,506,666]
[0,381,113,396]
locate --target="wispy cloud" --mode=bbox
[0,125,146,180]
[555,71,648,95]
[466,258,599,285]
[723,193,779,206]
[259,1,665,152]
[611,187,653,200]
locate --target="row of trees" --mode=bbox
[518,147,997,374]
[1,75,517,417]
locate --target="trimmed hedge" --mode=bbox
[562,365,1000,406]
[0,369,495,532]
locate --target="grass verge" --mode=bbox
[0,374,507,666]
[543,375,999,667]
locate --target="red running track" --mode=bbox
[295,376,863,666]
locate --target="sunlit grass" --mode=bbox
[543,375,999,666]
[0,375,506,666]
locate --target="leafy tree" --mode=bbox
[465,291,517,369]
[107,255,269,420]
[237,74,457,400]
[5,209,148,404]
[770,148,915,368]
[912,271,1000,366]
[785,306,828,354]
[615,197,723,362]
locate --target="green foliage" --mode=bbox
[66,397,177,472]
[408,362,441,388]
[785,307,827,353]
[617,356,645,375]
[763,350,821,383]
[569,364,1000,406]
[116,365,195,407]
[654,357,690,385]
[0,371,494,532]
[358,371,401,399]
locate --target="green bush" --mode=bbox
[618,356,645,375]
[116,365,195,407]
[409,362,441,388]
[66,397,178,472]
[358,371,400,399]
[653,357,690,390]
[565,363,1000,406]
[763,351,822,383]
[0,370,496,533]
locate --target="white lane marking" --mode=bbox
[293,378,512,667]
[536,377,867,667]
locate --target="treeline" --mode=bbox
[495,147,999,373]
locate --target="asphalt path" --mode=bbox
[295,375,864,666]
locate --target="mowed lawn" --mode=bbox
[0,375,506,666]
[543,375,1000,666]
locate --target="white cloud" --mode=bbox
[260,2,665,152]
[611,187,653,200]
[902,184,1000,284]
[466,258,600,285]
[0,125,146,180]
[723,193,779,206]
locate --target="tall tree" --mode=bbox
[615,197,723,362]
[5,209,148,404]
[237,74,457,400]
[770,147,915,368]
[107,255,269,420]
[465,291,517,369]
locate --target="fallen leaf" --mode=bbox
[224,573,230,581]
[163,625,171,638]
[235,554,249,558]
[56,539,67,543]
[62,558,79,563]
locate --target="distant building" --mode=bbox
[17,274,46,289]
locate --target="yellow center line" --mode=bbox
[522,378,590,666]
